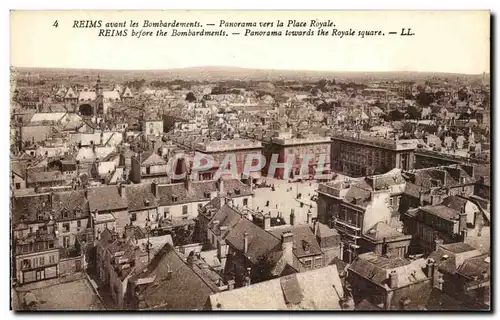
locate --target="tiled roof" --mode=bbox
[363,222,408,242]
[132,243,219,310]
[225,217,281,265]
[51,189,90,221]
[208,204,242,238]
[12,193,52,224]
[87,185,127,212]
[429,244,483,275]
[124,183,158,211]
[27,170,66,184]
[269,225,322,258]
[209,265,344,310]
[349,252,427,288]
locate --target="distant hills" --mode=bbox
[12,65,488,83]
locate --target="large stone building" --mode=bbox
[263,132,331,180]
[331,133,419,177]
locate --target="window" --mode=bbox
[22,259,31,269]
[131,213,137,221]
[314,257,323,268]
[39,256,45,266]
[172,195,178,203]
[63,236,70,248]
[243,198,248,207]
[182,205,188,215]
[15,183,21,189]
[62,223,70,232]
[198,203,203,210]
[146,166,151,174]
[77,220,81,228]
[48,241,54,249]
[303,259,312,270]
[164,208,170,219]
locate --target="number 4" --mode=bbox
[53,20,58,28]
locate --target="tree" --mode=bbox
[407,105,421,120]
[185,92,196,102]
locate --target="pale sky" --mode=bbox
[10,10,490,74]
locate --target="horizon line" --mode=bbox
[10,65,489,77]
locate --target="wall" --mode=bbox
[15,248,60,284]
[59,255,84,276]
[363,191,392,233]
[159,200,210,221]
[57,217,89,248]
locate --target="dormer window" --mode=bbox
[234,188,241,195]
[172,195,178,203]
[204,192,211,199]
[37,214,44,221]
[144,199,150,206]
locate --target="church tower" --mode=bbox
[95,75,104,119]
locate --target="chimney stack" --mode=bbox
[426,258,435,278]
[118,183,126,199]
[151,180,158,197]
[281,231,294,264]
[243,232,249,254]
[434,238,444,250]
[264,213,271,230]
[290,209,295,226]
[307,211,312,224]
[244,268,252,287]
[184,175,192,192]
[458,207,467,233]
[217,178,224,195]
[227,279,235,290]
[388,270,399,289]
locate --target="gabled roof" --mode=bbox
[87,185,127,212]
[268,225,322,258]
[225,217,281,265]
[12,192,53,225]
[124,183,158,211]
[429,243,483,275]
[52,189,90,221]
[363,221,409,242]
[209,265,344,310]
[349,252,427,289]
[139,151,167,166]
[131,243,219,310]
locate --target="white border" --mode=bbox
[2,1,498,319]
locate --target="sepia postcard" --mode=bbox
[9,10,491,311]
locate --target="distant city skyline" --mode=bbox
[11,10,490,74]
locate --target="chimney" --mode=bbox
[474,211,484,236]
[118,183,126,199]
[166,265,172,280]
[281,231,294,264]
[244,267,252,287]
[458,207,467,233]
[187,251,194,267]
[426,258,435,278]
[184,175,192,192]
[217,178,224,195]
[151,180,158,197]
[227,279,235,290]
[290,209,295,226]
[388,270,399,289]
[399,297,411,310]
[307,211,312,224]
[264,213,271,230]
[434,238,444,250]
[243,232,249,254]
